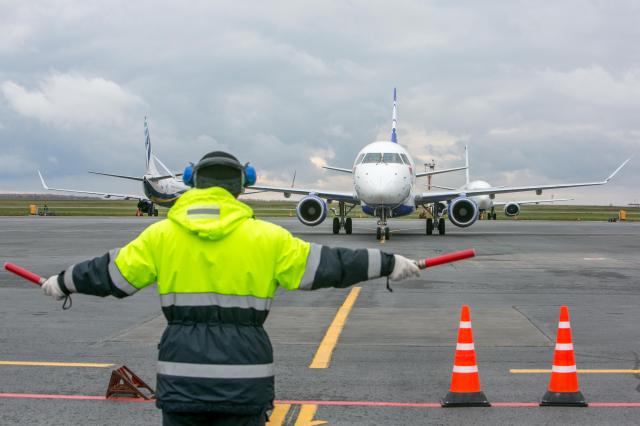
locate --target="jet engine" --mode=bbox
[503,202,520,217]
[447,197,479,228]
[296,195,327,226]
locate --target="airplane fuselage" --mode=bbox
[142,174,188,207]
[353,141,417,218]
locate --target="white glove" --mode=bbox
[42,275,66,301]
[389,255,421,281]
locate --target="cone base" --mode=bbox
[540,391,588,407]
[441,391,491,407]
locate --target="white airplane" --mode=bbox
[38,118,189,216]
[249,89,631,239]
[423,145,573,233]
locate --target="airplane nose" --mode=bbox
[360,173,409,205]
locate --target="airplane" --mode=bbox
[248,89,632,239]
[422,145,573,233]
[38,118,189,216]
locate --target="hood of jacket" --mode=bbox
[167,187,253,240]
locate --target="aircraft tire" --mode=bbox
[426,218,433,235]
[376,227,382,240]
[384,227,390,240]
[345,217,352,234]
[438,218,445,235]
[492,213,497,220]
[332,217,340,234]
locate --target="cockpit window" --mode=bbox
[382,153,403,164]
[355,154,365,165]
[400,153,410,165]
[362,153,383,163]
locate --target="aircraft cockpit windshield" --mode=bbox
[358,152,406,164]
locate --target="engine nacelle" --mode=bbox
[503,202,520,217]
[448,197,479,228]
[296,195,327,226]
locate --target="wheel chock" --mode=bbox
[105,365,155,400]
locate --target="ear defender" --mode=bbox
[244,163,257,187]
[183,163,195,187]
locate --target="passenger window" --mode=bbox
[400,154,410,165]
[382,153,403,164]
[362,153,383,163]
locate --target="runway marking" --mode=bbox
[510,369,640,374]
[583,257,608,261]
[295,405,327,425]
[1,394,640,408]
[0,361,114,368]
[309,286,361,369]
[266,403,290,425]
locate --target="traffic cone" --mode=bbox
[441,305,490,407]
[540,306,588,407]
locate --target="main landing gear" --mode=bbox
[332,201,354,235]
[425,215,445,235]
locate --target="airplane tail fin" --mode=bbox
[144,116,160,176]
[465,145,470,185]
[391,88,398,143]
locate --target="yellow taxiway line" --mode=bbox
[510,369,640,374]
[309,286,361,369]
[0,361,114,368]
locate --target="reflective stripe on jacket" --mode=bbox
[57,186,395,414]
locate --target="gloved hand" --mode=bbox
[389,255,421,281]
[42,275,65,300]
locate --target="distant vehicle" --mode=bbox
[248,89,631,239]
[39,118,188,216]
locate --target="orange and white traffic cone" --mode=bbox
[441,305,490,407]
[540,306,588,407]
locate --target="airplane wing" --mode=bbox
[415,166,467,178]
[247,184,358,204]
[414,157,631,205]
[38,171,145,200]
[322,165,352,174]
[492,197,573,206]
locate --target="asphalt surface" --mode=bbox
[1,216,639,425]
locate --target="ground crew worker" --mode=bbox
[40,151,421,425]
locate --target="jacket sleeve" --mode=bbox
[57,225,159,298]
[274,229,395,291]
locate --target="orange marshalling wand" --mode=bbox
[441,305,490,407]
[540,306,588,407]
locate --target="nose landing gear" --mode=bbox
[376,208,390,241]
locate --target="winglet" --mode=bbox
[605,157,632,182]
[391,88,398,143]
[37,170,49,190]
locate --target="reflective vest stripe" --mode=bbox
[64,264,77,293]
[108,249,140,295]
[299,243,322,290]
[160,293,273,311]
[187,206,220,219]
[367,249,382,279]
[157,361,275,379]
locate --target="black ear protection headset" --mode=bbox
[183,152,257,188]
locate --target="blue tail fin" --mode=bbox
[391,88,398,143]
[144,116,152,170]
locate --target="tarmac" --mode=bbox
[1,216,639,425]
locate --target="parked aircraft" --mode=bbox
[38,118,188,216]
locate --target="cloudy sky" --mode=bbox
[1,1,638,204]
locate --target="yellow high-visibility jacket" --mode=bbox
[58,187,394,414]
